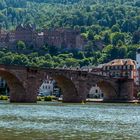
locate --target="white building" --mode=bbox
[0,77,6,88]
[87,84,103,98]
[0,77,9,95]
[136,48,140,85]
[39,79,54,96]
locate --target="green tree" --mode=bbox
[132,31,140,44]
[111,24,120,32]
[65,58,79,67]
[111,32,125,46]
[103,32,111,44]
[16,40,26,50]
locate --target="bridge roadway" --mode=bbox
[0,64,134,103]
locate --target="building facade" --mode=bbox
[0,77,9,95]
[0,77,6,88]
[44,28,85,50]
[14,24,36,46]
[38,77,61,97]
[0,29,7,42]
[102,59,136,81]
[39,79,54,96]
[0,25,86,50]
[87,84,103,98]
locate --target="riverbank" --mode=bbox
[57,98,140,104]
[86,98,140,104]
[0,95,140,104]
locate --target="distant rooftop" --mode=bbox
[104,59,136,66]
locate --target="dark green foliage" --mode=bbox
[0,96,8,100]
[132,31,140,44]
[0,0,139,67]
[44,96,52,101]
[16,41,26,50]
[0,0,138,31]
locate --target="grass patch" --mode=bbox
[0,95,8,100]
[37,96,43,101]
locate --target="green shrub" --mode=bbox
[0,96,8,100]
[44,96,52,101]
[37,96,42,101]
[50,96,57,100]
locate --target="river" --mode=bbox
[0,101,139,140]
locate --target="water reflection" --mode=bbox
[0,101,140,140]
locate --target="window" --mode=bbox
[125,72,128,77]
[123,66,126,70]
[112,72,115,77]
[130,65,133,69]
[119,66,122,69]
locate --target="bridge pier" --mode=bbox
[10,74,38,103]
[116,79,134,101]
[101,79,134,102]
[9,81,31,103]
[62,80,87,103]
[10,85,37,103]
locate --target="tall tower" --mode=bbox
[136,48,140,85]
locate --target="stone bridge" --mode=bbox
[0,64,134,103]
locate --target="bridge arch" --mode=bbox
[96,80,118,100]
[0,69,27,102]
[52,75,79,102]
[38,74,81,102]
[87,76,118,101]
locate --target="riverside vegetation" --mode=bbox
[0,95,8,100]
[0,0,139,67]
[0,95,57,101]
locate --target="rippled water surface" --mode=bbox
[0,101,140,140]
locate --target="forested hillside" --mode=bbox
[0,0,140,29]
[0,0,140,67]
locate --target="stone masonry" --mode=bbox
[0,64,134,103]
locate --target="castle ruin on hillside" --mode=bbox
[0,24,86,50]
